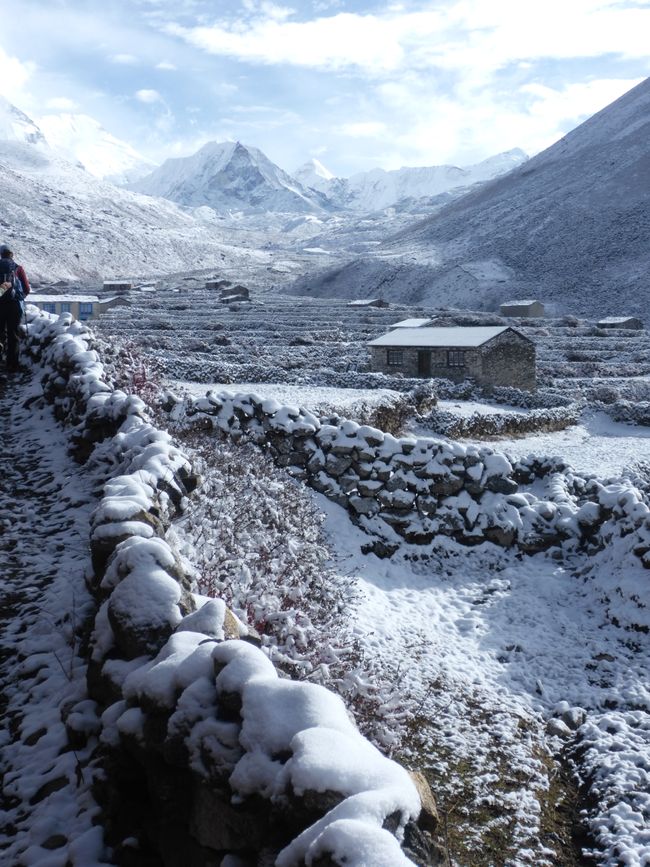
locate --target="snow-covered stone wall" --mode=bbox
[24,311,439,866]
[183,390,649,632]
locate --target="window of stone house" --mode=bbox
[387,349,404,366]
[79,302,94,320]
[60,302,71,313]
[447,350,466,367]
[42,303,56,313]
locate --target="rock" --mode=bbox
[409,771,439,834]
[190,784,268,852]
[108,571,191,659]
[485,476,518,495]
[546,718,572,738]
[349,496,380,516]
[361,540,399,558]
[561,706,587,731]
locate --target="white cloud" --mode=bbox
[0,48,35,104]
[337,121,387,138]
[45,96,79,111]
[110,53,139,65]
[135,88,163,103]
[156,61,177,70]
[166,1,650,74]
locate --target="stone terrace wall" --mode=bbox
[24,312,439,866]
[181,391,650,632]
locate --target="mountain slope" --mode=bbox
[132,141,328,214]
[37,113,155,184]
[291,79,650,318]
[0,136,268,283]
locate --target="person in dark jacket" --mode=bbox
[0,244,31,372]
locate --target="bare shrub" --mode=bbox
[172,434,361,683]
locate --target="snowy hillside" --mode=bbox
[37,113,155,184]
[292,78,650,320]
[0,136,269,283]
[131,141,329,214]
[295,149,528,213]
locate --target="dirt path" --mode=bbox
[0,369,109,865]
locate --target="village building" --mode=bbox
[347,298,389,308]
[499,299,545,318]
[102,280,133,293]
[368,325,536,391]
[597,316,644,330]
[29,294,131,321]
[388,318,433,329]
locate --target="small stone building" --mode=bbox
[499,299,545,318]
[597,316,643,330]
[103,280,133,293]
[368,325,536,391]
[388,318,433,329]
[347,298,389,308]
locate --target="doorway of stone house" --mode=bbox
[417,350,432,377]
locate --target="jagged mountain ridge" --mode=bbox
[294,149,528,212]
[290,78,650,319]
[131,141,330,214]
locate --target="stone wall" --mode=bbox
[183,391,650,573]
[24,311,440,867]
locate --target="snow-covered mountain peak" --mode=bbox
[37,112,155,184]
[0,97,47,146]
[132,139,328,214]
[294,158,337,193]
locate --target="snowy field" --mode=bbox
[175,381,650,478]
[459,411,650,478]
[171,380,402,414]
[314,491,650,866]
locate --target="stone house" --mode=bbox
[388,318,433,329]
[499,299,545,318]
[347,298,389,308]
[368,325,536,391]
[597,316,643,330]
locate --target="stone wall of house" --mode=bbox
[369,344,483,382]
[23,311,440,867]
[184,391,650,571]
[479,330,536,391]
[499,301,545,317]
[369,334,536,391]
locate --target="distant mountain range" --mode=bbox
[130,142,527,216]
[291,78,650,319]
[130,141,330,214]
[293,150,528,213]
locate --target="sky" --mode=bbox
[1,0,649,176]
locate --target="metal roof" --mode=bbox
[368,326,511,348]
[389,318,433,329]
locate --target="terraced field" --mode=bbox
[88,276,650,396]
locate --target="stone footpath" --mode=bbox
[0,369,108,865]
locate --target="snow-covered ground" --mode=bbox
[314,490,650,865]
[171,381,401,415]
[460,411,650,478]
